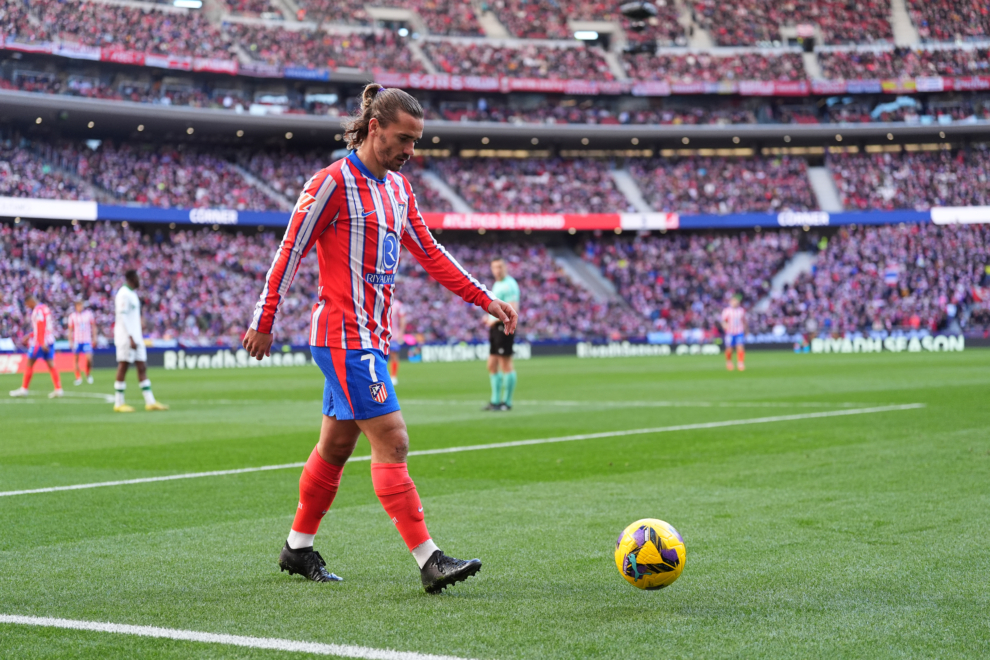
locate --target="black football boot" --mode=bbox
[420,550,482,594]
[278,543,343,582]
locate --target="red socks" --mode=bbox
[371,463,430,551]
[50,368,61,389]
[290,447,344,535]
[21,370,32,389]
[389,359,399,378]
[737,347,746,363]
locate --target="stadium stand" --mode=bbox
[226,0,283,18]
[582,230,803,337]
[759,224,990,335]
[828,147,990,210]
[488,0,686,44]
[818,47,990,80]
[907,0,990,43]
[430,157,634,214]
[621,51,807,82]
[239,153,455,212]
[689,0,893,46]
[0,223,647,346]
[9,0,233,58]
[226,24,426,72]
[628,156,817,214]
[0,140,86,200]
[421,41,615,80]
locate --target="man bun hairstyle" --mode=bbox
[342,83,424,150]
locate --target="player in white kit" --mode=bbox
[113,270,168,412]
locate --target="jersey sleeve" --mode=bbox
[399,182,494,312]
[250,168,341,335]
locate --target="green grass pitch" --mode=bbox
[1,351,988,659]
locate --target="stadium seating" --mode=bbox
[818,47,990,79]
[582,230,803,337]
[421,42,615,80]
[828,148,990,210]
[0,223,646,347]
[429,158,633,214]
[226,24,426,71]
[628,156,817,214]
[488,0,685,44]
[689,0,892,46]
[10,0,233,58]
[226,0,283,18]
[0,140,87,200]
[759,224,990,335]
[622,51,806,82]
[907,0,990,42]
[240,153,455,212]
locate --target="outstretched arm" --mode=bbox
[245,170,339,359]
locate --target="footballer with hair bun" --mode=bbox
[243,83,518,593]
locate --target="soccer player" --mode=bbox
[68,300,96,385]
[242,83,517,593]
[9,294,63,398]
[113,270,168,412]
[388,298,407,386]
[483,257,520,411]
[721,296,747,371]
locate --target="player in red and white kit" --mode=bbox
[389,298,407,386]
[68,301,96,385]
[720,296,747,371]
[243,84,517,593]
[9,294,63,398]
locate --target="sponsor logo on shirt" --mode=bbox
[365,273,396,285]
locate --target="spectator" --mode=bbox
[423,41,615,81]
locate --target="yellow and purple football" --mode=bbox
[615,518,686,590]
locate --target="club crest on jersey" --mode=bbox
[294,191,317,215]
[369,381,388,404]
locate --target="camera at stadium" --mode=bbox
[1,0,988,656]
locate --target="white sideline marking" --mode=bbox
[0,404,923,499]
[401,399,875,409]
[0,614,475,660]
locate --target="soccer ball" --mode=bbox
[615,518,686,590]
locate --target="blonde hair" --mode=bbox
[342,83,423,150]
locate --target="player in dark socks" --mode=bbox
[420,550,482,594]
[278,543,343,582]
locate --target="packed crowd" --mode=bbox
[622,50,806,82]
[394,240,647,343]
[690,0,892,45]
[430,98,763,125]
[760,224,990,335]
[7,0,233,58]
[907,0,990,43]
[629,156,816,215]
[818,47,990,80]
[0,223,646,347]
[374,0,483,36]
[828,148,990,211]
[0,140,87,201]
[583,230,803,336]
[430,157,633,214]
[240,152,454,212]
[422,42,615,81]
[485,0,685,45]
[226,24,426,72]
[226,0,282,17]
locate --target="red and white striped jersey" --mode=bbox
[251,153,493,352]
[68,309,96,345]
[31,304,55,347]
[721,306,746,335]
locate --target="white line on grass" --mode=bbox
[0,614,475,660]
[401,399,875,409]
[0,404,923,499]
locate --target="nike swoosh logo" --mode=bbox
[362,209,376,217]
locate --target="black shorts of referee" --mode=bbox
[489,321,514,357]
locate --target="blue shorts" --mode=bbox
[311,346,400,421]
[73,342,93,355]
[726,333,745,348]
[28,345,53,361]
